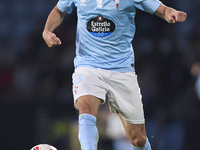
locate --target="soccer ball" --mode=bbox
[31,144,57,150]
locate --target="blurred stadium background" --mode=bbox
[0,0,200,150]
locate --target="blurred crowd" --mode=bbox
[0,0,200,150]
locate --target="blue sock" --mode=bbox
[131,138,151,150]
[78,114,99,150]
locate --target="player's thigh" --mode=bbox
[76,95,102,117]
[117,113,146,140]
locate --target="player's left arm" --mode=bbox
[154,4,187,23]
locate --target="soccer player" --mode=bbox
[42,0,187,149]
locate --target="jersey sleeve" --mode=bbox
[57,0,75,14]
[133,0,162,14]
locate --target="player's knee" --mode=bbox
[77,101,92,114]
[130,136,146,148]
[76,96,101,116]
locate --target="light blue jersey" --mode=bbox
[57,0,161,72]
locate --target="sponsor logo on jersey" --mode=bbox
[87,15,115,37]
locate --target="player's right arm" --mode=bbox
[42,6,66,47]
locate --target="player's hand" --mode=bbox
[168,11,187,23]
[42,30,62,47]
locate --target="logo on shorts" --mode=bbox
[142,113,144,119]
[74,86,79,94]
[87,15,115,37]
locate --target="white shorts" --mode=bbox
[72,67,145,124]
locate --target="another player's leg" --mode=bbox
[76,95,102,150]
[118,113,151,150]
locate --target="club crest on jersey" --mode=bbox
[87,15,115,37]
[113,0,121,10]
